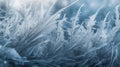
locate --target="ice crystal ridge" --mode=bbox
[0,0,120,67]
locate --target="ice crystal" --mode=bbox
[0,0,120,67]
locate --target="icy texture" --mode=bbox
[0,0,120,67]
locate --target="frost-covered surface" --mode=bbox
[0,0,120,67]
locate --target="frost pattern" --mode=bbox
[0,0,120,67]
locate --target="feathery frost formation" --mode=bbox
[0,0,120,67]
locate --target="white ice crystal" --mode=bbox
[0,0,120,67]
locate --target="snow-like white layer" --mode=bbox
[0,0,120,67]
